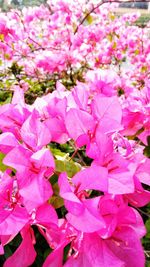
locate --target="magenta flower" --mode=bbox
[20,110,52,151]
[3,226,36,267]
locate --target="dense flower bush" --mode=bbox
[0,0,150,266]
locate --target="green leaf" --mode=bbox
[107,33,113,42]
[143,137,150,158]
[49,183,64,209]
[147,136,150,147]
[135,49,140,55]
[0,152,8,172]
[112,41,117,49]
[4,246,13,259]
[65,161,81,178]
[49,144,81,177]
[55,159,81,178]
[50,173,58,185]
[141,66,148,73]
[109,12,115,21]
[4,54,11,60]
[0,152,15,172]
[86,14,93,25]
[50,147,67,160]
[63,244,71,264]
[145,219,150,238]
[4,95,12,104]
[0,34,4,42]
[55,160,65,173]
[49,195,64,209]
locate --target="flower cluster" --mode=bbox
[0,1,150,266]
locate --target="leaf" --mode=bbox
[50,173,58,185]
[4,95,12,104]
[0,152,15,172]
[50,146,81,177]
[55,160,65,173]
[145,219,150,238]
[49,195,64,209]
[112,41,117,49]
[147,136,150,147]
[49,183,64,209]
[107,33,113,42]
[0,152,8,172]
[143,138,150,158]
[135,49,140,55]
[55,159,81,178]
[86,14,93,25]
[72,22,77,32]
[65,161,81,178]
[4,54,11,60]
[141,66,148,73]
[50,147,68,160]
[4,246,13,259]
[109,12,115,21]
[0,34,4,42]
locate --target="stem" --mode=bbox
[136,207,150,218]
[69,141,87,166]
[74,0,150,35]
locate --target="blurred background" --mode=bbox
[0,0,150,10]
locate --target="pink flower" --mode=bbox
[3,226,36,267]
[0,171,29,238]
[65,108,96,147]
[2,145,55,212]
[20,110,52,151]
[58,172,106,233]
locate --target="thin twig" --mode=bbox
[145,250,150,258]
[69,141,87,166]
[74,0,150,35]
[136,207,150,218]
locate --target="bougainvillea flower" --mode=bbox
[64,227,145,267]
[72,83,89,111]
[59,173,106,233]
[135,158,150,186]
[0,172,29,236]
[43,244,65,267]
[121,109,144,136]
[72,165,108,192]
[87,134,135,194]
[64,233,125,267]
[19,172,53,212]
[91,95,122,134]
[2,147,55,212]
[126,176,150,207]
[3,146,55,177]
[0,132,19,154]
[0,103,30,139]
[34,202,58,229]
[63,194,145,266]
[86,69,120,96]
[20,110,51,151]
[3,226,36,267]
[65,108,96,147]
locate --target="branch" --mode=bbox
[74,1,104,34]
[74,0,150,34]
[69,141,87,166]
[136,207,150,218]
